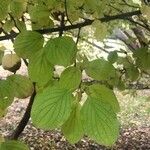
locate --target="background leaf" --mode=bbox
[85,59,116,81]
[0,140,29,150]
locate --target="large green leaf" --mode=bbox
[59,67,82,90]
[28,50,53,85]
[85,59,116,81]
[10,0,27,18]
[81,97,119,146]
[45,36,77,66]
[0,140,29,150]
[0,0,10,21]
[7,75,34,99]
[87,84,120,112]
[62,103,84,144]
[14,31,44,59]
[31,85,74,129]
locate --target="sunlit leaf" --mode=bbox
[81,97,119,146]
[31,85,74,129]
[88,84,120,112]
[59,67,82,90]
[62,103,84,144]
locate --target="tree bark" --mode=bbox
[9,90,36,140]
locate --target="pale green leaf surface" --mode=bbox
[88,84,120,112]
[62,103,84,144]
[59,67,82,90]
[31,85,74,129]
[81,97,119,146]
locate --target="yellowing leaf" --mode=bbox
[92,20,108,41]
[2,54,21,72]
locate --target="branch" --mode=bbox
[9,87,36,140]
[0,10,141,41]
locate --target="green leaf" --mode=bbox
[107,51,118,64]
[29,3,53,30]
[7,75,34,99]
[14,31,44,59]
[10,0,27,18]
[31,85,74,129]
[85,59,116,81]
[45,36,77,66]
[81,97,119,146]
[88,84,120,112]
[125,65,139,81]
[28,50,53,85]
[3,20,14,32]
[59,67,82,90]
[0,140,29,150]
[2,54,21,72]
[62,103,84,144]
[0,0,10,21]
[133,47,150,71]
[0,80,14,118]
